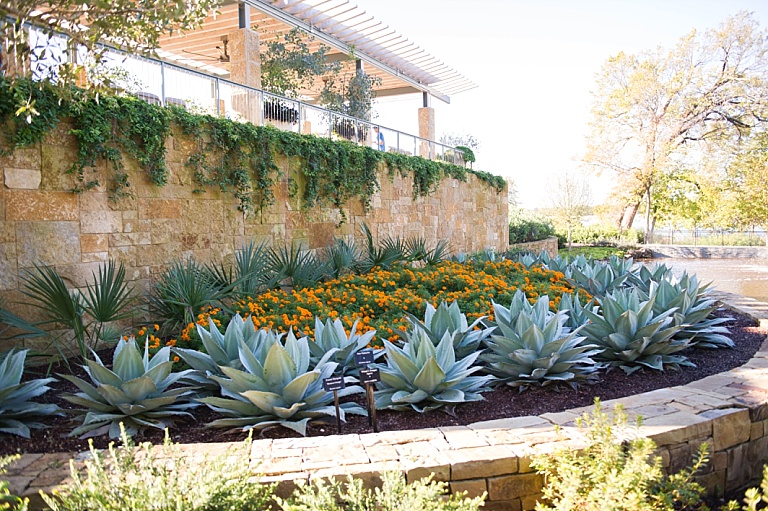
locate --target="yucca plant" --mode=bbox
[146,258,228,335]
[402,301,495,359]
[206,239,271,298]
[61,337,198,438]
[374,329,494,413]
[651,276,733,349]
[482,296,601,388]
[308,317,379,376]
[581,288,692,374]
[322,237,362,279]
[200,330,367,435]
[356,223,406,273]
[173,313,278,392]
[267,244,328,290]
[0,349,60,438]
[21,260,135,360]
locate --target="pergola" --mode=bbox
[155,0,476,107]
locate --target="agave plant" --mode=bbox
[308,317,380,376]
[373,329,494,413]
[200,330,367,435]
[581,288,692,374]
[61,337,198,438]
[482,296,601,388]
[557,291,598,330]
[173,313,278,392]
[0,349,60,438]
[568,259,629,298]
[651,276,733,349]
[402,301,495,359]
[628,263,673,293]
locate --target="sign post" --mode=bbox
[354,349,380,433]
[322,375,346,434]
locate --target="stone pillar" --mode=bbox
[228,23,262,124]
[418,107,435,159]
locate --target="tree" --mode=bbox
[1,1,219,80]
[725,129,768,230]
[584,12,768,242]
[260,27,340,99]
[547,169,591,249]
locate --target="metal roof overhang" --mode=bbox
[156,0,476,104]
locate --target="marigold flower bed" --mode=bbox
[177,260,580,349]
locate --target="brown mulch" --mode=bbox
[2,309,765,456]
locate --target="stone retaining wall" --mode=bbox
[0,122,507,350]
[647,244,768,259]
[509,236,558,257]
[7,296,768,511]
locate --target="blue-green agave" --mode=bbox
[374,329,494,413]
[0,349,60,438]
[402,301,495,359]
[62,337,198,438]
[581,288,692,374]
[482,296,601,388]
[308,317,380,376]
[200,330,367,435]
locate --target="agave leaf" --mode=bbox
[85,359,123,388]
[282,371,320,404]
[391,389,429,404]
[113,339,144,382]
[62,394,115,413]
[95,384,131,405]
[264,341,296,390]
[272,402,307,420]
[412,357,446,395]
[120,376,158,402]
[241,390,285,415]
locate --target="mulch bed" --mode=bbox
[2,309,765,457]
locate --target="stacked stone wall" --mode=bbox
[509,236,558,257]
[0,122,508,350]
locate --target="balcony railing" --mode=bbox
[21,25,465,165]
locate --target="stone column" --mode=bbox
[418,107,435,159]
[228,22,262,124]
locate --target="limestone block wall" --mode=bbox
[0,122,507,340]
[509,236,558,257]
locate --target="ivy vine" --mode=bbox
[0,77,505,219]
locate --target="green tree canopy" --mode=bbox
[585,12,768,240]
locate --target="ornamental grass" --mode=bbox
[177,260,580,349]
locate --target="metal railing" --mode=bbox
[648,229,768,247]
[22,25,465,164]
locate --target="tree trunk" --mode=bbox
[644,189,655,244]
[620,203,639,232]
[567,225,572,251]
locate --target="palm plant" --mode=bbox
[402,301,495,359]
[146,258,228,335]
[61,337,198,438]
[0,349,60,438]
[199,330,367,435]
[21,260,135,360]
[482,296,601,388]
[581,288,692,374]
[0,296,45,341]
[374,329,494,413]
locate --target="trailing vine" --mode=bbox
[0,76,505,219]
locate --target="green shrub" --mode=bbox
[42,427,273,511]
[531,399,709,511]
[277,471,485,511]
[557,224,643,246]
[1,456,27,511]
[509,212,556,244]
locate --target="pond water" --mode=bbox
[651,258,768,303]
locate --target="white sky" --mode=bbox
[353,0,768,208]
